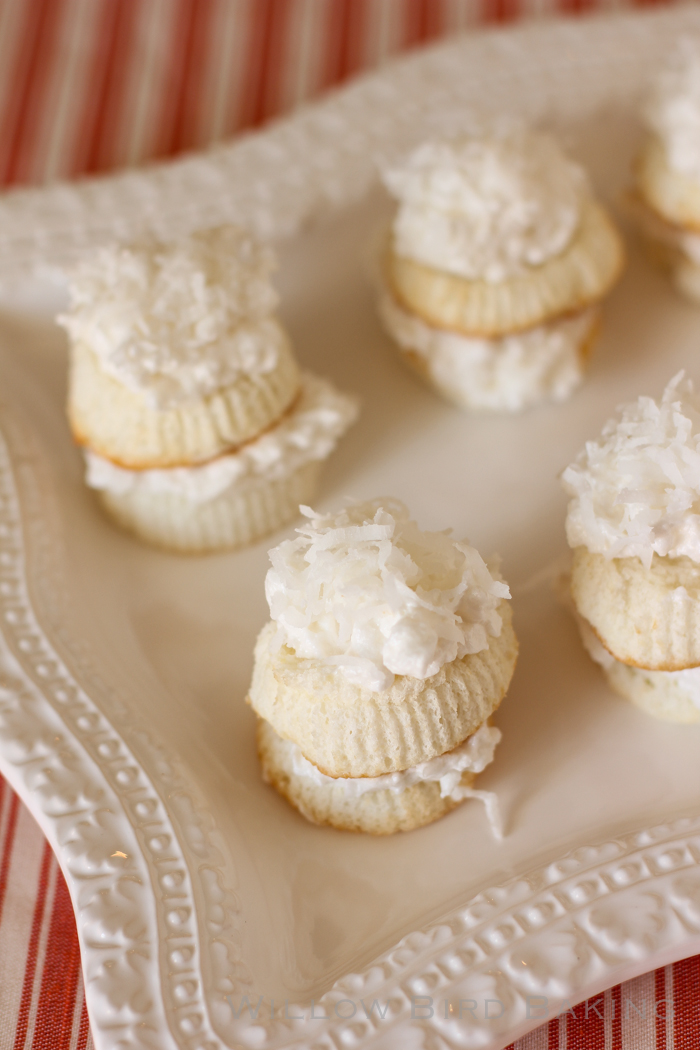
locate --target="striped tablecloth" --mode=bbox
[0,2,693,1048]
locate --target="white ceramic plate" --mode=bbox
[4,9,700,1050]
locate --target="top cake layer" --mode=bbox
[383,129,589,283]
[563,372,700,568]
[59,225,282,410]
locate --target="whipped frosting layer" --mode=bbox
[383,130,588,283]
[59,225,280,409]
[563,372,700,567]
[379,289,594,410]
[84,374,358,502]
[646,38,700,182]
[287,722,502,836]
[265,499,510,693]
[291,722,500,797]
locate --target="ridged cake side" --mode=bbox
[68,321,301,468]
[571,546,700,670]
[97,459,320,553]
[386,200,624,338]
[247,602,517,778]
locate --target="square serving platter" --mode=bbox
[3,9,700,1050]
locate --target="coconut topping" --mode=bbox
[84,374,359,503]
[383,130,588,283]
[58,225,280,409]
[646,37,700,182]
[563,372,700,567]
[265,499,510,692]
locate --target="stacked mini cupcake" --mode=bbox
[247,498,518,834]
[60,225,358,553]
[562,373,700,722]
[632,39,700,302]
[378,128,625,412]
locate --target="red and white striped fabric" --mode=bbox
[0,0,691,1047]
[0,0,676,189]
[506,961,700,1050]
[0,781,91,1050]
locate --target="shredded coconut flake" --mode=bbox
[562,371,700,567]
[382,129,587,283]
[265,499,510,692]
[58,225,280,408]
[646,37,700,181]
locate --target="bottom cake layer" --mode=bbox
[378,286,599,412]
[257,718,502,835]
[578,613,700,724]
[97,459,322,554]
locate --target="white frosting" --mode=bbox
[663,664,700,705]
[58,225,280,409]
[563,372,700,568]
[265,499,510,693]
[287,722,503,836]
[383,130,588,283]
[646,38,700,182]
[380,289,594,411]
[84,374,358,503]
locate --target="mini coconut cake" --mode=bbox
[632,39,700,302]
[378,129,625,412]
[247,499,518,834]
[59,226,358,553]
[562,372,700,722]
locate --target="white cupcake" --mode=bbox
[379,129,624,411]
[562,372,700,721]
[248,499,518,834]
[59,226,358,552]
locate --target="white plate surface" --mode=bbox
[3,10,700,1050]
